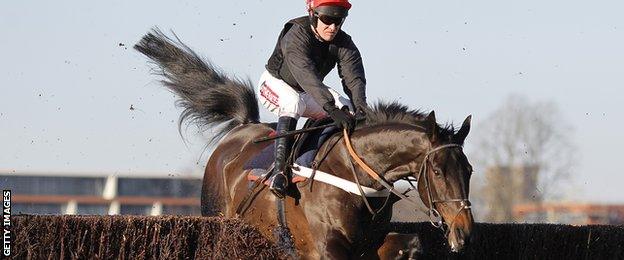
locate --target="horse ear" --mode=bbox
[426,111,438,143]
[454,115,472,145]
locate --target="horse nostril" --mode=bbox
[450,241,462,253]
[448,228,466,253]
[455,228,465,243]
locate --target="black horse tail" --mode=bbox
[134,28,260,143]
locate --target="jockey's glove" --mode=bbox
[323,103,355,133]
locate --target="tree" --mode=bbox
[471,94,577,222]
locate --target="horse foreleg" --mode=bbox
[303,200,383,259]
[315,229,352,259]
[311,229,381,259]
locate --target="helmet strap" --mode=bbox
[310,25,326,42]
[309,11,318,28]
[309,13,327,42]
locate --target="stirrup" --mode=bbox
[270,172,289,199]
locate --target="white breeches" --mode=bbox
[257,70,353,119]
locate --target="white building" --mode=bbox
[1,170,202,215]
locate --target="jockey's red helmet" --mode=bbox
[306,0,351,18]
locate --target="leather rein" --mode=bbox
[342,129,472,229]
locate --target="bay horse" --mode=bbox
[135,29,474,259]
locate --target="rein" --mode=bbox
[342,130,472,229]
[342,130,431,217]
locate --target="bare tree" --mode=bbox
[470,94,577,222]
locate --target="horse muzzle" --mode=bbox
[446,207,473,253]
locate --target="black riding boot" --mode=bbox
[269,116,297,199]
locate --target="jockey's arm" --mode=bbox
[282,25,338,109]
[336,37,367,113]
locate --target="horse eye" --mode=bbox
[433,169,441,176]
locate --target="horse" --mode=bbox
[135,29,474,259]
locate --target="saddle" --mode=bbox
[243,118,338,187]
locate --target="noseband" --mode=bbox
[417,144,472,230]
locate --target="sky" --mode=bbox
[1,1,623,203]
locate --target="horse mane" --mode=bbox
[361,101,456,140]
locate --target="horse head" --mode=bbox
[417,111,474,253]
[350,105,474,253]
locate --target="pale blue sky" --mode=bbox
[1,1,622,202]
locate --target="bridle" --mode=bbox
[416,143,472,230]
[343,130,471,230]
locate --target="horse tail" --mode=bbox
[134,28,260,142]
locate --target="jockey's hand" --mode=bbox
[324,103,355,133]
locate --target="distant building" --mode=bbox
[1,171,202,215]
[482,164,540,222]
[514,202,624,225]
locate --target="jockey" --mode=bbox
[257,0,368,198]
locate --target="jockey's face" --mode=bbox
[315,15,342,41]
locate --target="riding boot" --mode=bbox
[269,116,297,199]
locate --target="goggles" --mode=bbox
[315,13,345,26]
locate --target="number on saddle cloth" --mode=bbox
[243,118,338,185]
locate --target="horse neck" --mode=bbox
[345,124,430,187]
